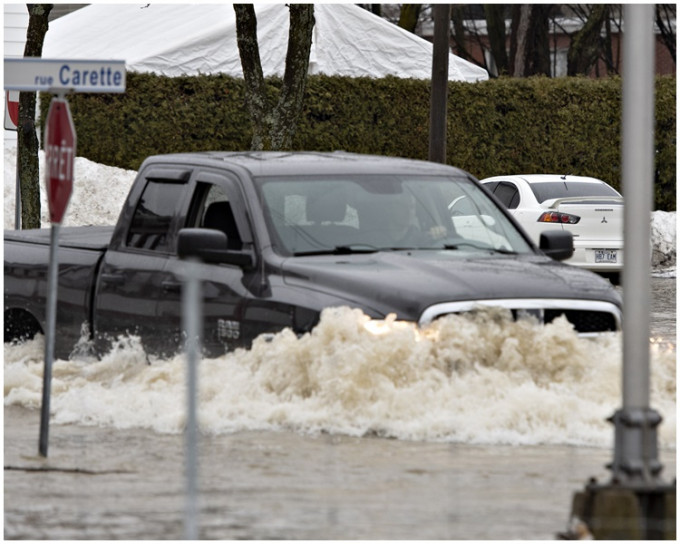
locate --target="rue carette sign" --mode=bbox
[4,58,126,93]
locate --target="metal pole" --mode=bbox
[621,4,655,410]
[39,223,60,457]
[182,259,201,539]
[15,132,21,229]
[429,4,450,164]
[609,3,662,486]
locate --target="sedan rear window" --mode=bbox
[529,182,620,203]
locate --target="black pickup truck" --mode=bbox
[4,151,622,359]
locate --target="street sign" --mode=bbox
[4,58,126,93]
[4,91,19,130]
[44,97,76,224]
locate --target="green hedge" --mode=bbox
[42,73,676,210]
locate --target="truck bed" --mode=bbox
[4,226,114,354]
[4,226,114,250]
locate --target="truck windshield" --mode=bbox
[255,175,533,256]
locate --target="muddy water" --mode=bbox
[4,277,676,539]
[649,275,676,343]
[4,404,675,540]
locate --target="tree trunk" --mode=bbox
[270,4,314,150]
[398,4,421,34]
[531,5,552,77]
[450,5,473,62]
[234,4,269,150]
[484,4,509,76]
[567,4,609,76]
[511,4,552,77]
[512,5,532,76]
[655,4,676,64]
[18,4,52,229]
[602,16,616,75]
[234,4,314,151]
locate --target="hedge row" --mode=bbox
[42,73,676,210]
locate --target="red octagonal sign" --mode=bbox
[44,98,76,224]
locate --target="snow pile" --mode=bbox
[651,210,676,269]
[4,141,136,228]
[3,141,676,274]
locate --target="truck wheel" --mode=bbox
[4,309,42,343]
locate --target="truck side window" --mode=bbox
[127,180,186,251]
[198,184,243,250]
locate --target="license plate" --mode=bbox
[595,249,617,263]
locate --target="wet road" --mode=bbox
[4,404,675,540]
[648,276,676,343]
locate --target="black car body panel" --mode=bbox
[4,152,622,359]
[281,251,616,317]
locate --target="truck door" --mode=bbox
[161,170,260,357]
[93,167,193,357]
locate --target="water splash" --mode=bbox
[4,307,676,448]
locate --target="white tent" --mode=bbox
[42,3,489,83]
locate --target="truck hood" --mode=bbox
[280,250,621,321]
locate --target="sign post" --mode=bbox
[38,96,76,457]
[182,258,202,540]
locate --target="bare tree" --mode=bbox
[567,4,609,75]
[450,5,476,63]
[510,4,552,77]
[234,4,314,150]
[398,4,422,33]
[18,4,52,229]
[484,4,510,75]
[553,5,622,76]
[656,4,676,63]
[377,3,674,78]
[449,4,552,77]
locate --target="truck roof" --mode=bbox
[141,151,472,178]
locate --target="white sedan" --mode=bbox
[478,174,623,284]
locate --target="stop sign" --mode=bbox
[4,91,19,130]
[44,98,76,224]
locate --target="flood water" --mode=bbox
[4,277,676,539]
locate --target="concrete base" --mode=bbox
[562,480,676,539]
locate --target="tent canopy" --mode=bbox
[43,3,489,82]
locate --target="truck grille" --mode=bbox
[419,299,621,335]
[543,309,618,333]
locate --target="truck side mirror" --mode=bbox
[539,230,574,261]
[177,228,254,268]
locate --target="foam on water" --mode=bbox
[4,307,676,448]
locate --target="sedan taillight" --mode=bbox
[537,211,580,224]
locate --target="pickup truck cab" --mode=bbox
[4,151,622,359]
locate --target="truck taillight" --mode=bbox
[537,211,580,224]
